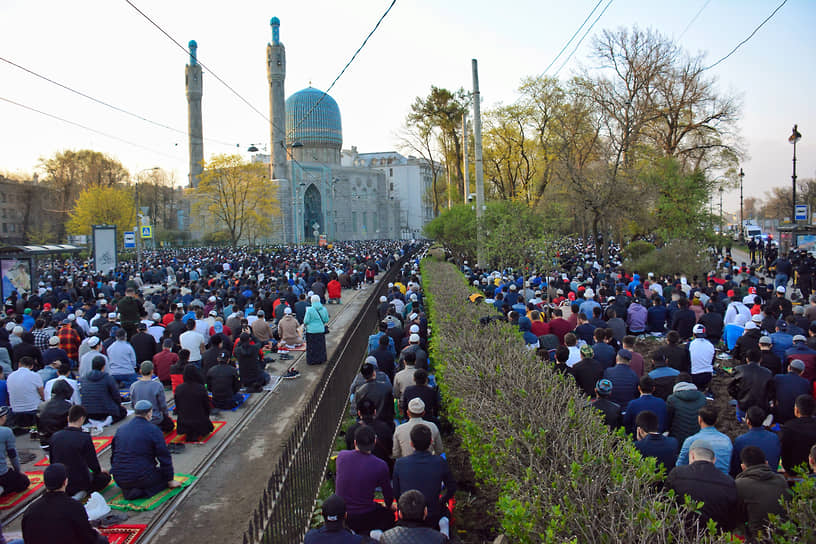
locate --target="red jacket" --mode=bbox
[327,280,342,300]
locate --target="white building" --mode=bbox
[342,148,435,239]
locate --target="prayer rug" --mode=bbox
[0,471,43,509]
[98,524,147,544]
[107,474,195,511]
[35,436,113,466]
[280,344,306,351]
[164,421,226,444]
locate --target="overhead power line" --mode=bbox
[0,56,237,148]
[0,95,182,161]
[123,0,274,128]
[291,0,397,135]
[553,0,615,77]
[678,0,712,40]
[705,0,788,70]
[539,0,604,77]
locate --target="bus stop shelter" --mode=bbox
[0,245,84,301]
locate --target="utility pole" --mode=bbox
[462,111,469,204]
[739,167,745,240]
[135,182,141,270]
[790,124,802,247]
[472,59,486,268]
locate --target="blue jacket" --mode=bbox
[392,450,456,520]
[603,364,639,409]
[730,428,780,477]
[368,332,396,356]
[623,394,668,435]
[770,332,793,361]
[593,343,617,369]
[677,427,733,474]
[111,416,173,484]
[79,370,122,416]
[772,372,810,423]
[647,305,667,333]
[636,433,679,470]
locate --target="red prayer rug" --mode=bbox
[35,436,113,467]
[164,420,226,444]
[0,471,44,509]
[98,524,147,543]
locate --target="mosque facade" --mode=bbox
[187,18,433,243]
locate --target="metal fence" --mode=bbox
[242,257,407,544]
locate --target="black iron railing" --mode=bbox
[242,257,408,544]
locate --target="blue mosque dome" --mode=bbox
[285,87,342,149]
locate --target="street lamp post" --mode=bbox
[135,167,159,270]
[739,168,745,240]
[719,186,724,238]
[790,125,802,246]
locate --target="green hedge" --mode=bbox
[422,258,737,543]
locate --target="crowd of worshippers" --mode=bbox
[463,260,816,541]
[0,241,420,544]
[306,266,453,543]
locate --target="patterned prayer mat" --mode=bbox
[164,420,226,444]
[98,524,147,543]
[35,436,113,466]
[107,474,195,512]
[0,471,44,509]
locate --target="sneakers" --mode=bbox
[282,368,300,379]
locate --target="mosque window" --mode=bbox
[352,212,357,233]
[389,168,393,177]
[362,212,368,232]
[373,212,378,232]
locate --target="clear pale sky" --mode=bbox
[1,0,813,215]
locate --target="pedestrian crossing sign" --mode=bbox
[140,226,153,239]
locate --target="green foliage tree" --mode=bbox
[39,149,130,239]
[66,185,135,236]
[423,203,476,262]
[192,154,278,246]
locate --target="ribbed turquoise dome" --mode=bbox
[286,87,342,149]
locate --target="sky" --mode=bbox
[0,0,814,216]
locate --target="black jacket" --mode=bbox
[591,397,621,428]
[355,379,395,429]
[234,339,263,388]
[569,358,604,397]
[37,380,75,444]
[667,461,738,530]
[130,332,158,365]
[731,329,761,364]
[780,416,816,474]
[49,426,105,496]
[656,344,691,373]
[22,491,102,544]
[727,363,774,412]
[174,366,213,440]
[207,363,240,408]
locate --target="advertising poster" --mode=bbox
[1,258,32,301]
[92,225,117,274]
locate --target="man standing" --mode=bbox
[355,363,395,432]
[116,287,144,339]
[21,463,107,544]
[111,400,181,500]
[152,338,179,386]
[49,405,111,499]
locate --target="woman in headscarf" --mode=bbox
[303,294,329,365]
[174,365,213,442]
